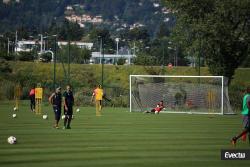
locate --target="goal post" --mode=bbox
[129,75,234,115]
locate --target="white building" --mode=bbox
[90,52,135,65]
[3,0,20,3]
[16,40,37,52]
[16,40,93,52]
[57,41,93,50]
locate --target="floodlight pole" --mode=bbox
[7,37,10,56]
[198,33,201,76]
[98,36,104,87]
[53,35,57,91]
[115,38,119,56]
[99,37,102,64]
[68,40,71,84]
[101,38,104,87]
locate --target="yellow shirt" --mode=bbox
[35,88,43,99]
[94,88,103,100]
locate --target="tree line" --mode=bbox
[0,0,249,85]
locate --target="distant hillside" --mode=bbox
[0,0,175,37]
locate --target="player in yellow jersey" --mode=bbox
[91,85,103,116]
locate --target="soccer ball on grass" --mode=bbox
[7,136,17,144]
[12,114,17,118]
[42,115,48,120]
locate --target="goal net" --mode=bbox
[130,75,234,115]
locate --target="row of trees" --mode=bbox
[1,0,249,85]
[0,17,184,66]
[0,0,169,37]
[163,0,250,84]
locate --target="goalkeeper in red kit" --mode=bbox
[144,100,165,114]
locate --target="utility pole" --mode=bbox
[14,31,18,61]
[198,35,201,76]
[7,38,10,56]
[40,34,43,53]
[101,39,104,87]
[115,38,119,56]
[162,40,165,66]
[68,40,71,84]
[53,35,57,91]
[99,38,102,64]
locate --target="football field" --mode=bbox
[0,101,249,167]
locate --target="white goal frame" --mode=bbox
[130,75,225,115]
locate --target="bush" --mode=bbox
[21,86,30,100]
[0,80,15,100]
[18,51,35,61]
[74,88,93,107]
[40,52,52,62]
[0,59,12,74]
[117,58,126,65]
[228,84,246,111]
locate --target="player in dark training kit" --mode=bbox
[49,87,62,129]
[63,85,74,129]
[29,86,35,112]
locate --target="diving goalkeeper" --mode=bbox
[144,100,165,114]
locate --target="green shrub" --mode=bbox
[117,58,126,65]
[17,51,35,61]
[0,80,15,100]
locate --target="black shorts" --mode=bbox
[30,95,35,104]
[53,106,61,121]
[243,115,250,130]
[64,106,73,116]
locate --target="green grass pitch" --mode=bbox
[0,101,249,167]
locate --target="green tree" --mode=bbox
[163,0,250,84]
[40,52,52,62]
[57,19,85,41]
[156,23,171,38]
[17,51,36,61]
[0,58,12,75]
[89,28,115,54]
[133,52,156,66]
[58,45,91,64]
[128,27,150,45]
[117,58,126,65]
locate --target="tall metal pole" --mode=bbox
[53,36,57,91]
[99,38,102,64]
[15,31,17,61]
[162,41,165,66]
[7,38,10,56]
[176,46,178,67]
[133,42,135,56]
[198,37,201,76]
[115,38,119,56]
[40,34,43,53]
[68,40,70,84]
[101,38,104,87]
